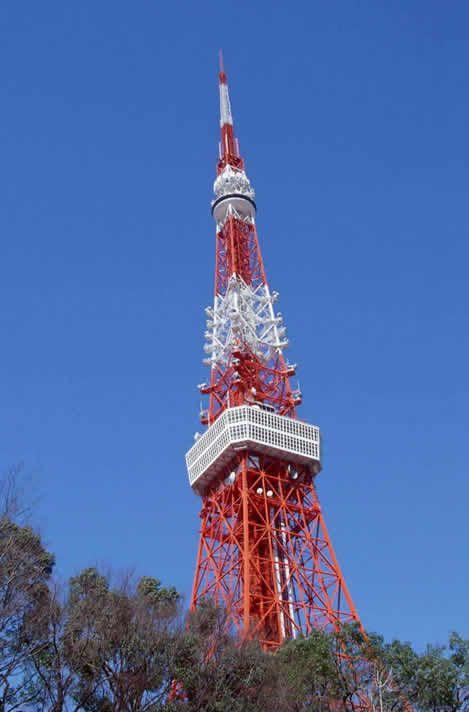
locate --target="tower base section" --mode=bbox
[191,451,359,650]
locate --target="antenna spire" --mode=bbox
[217,53,243,173]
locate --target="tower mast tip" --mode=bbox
[218,49,227,83]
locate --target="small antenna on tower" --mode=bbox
[219,49,225,75]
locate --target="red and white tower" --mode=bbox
[185,59,361,650]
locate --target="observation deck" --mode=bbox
[186,405,321,496]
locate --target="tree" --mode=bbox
[171,600,289,712]
[278,623,380,712]
[278,625,469,712]
[25,568,181,711]
[278,628,344,711]
[449,633,469,711]
[0,473,54,710]
[361,632,469,712]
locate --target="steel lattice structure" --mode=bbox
[185,58,361,651]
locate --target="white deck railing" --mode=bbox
[186,406,320,495]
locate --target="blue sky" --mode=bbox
[0,1,467,650]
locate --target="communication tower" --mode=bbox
[185,59,361,650]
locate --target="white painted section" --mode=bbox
[204,275,287,367]
[219,82,233,126]
[279,521,298,638]
[185,405,321,494]
[212,165,256,224]
[212,195,255,224]
[213,165,255,201]
[273,534,287,640]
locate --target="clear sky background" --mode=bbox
[0,1,467,650]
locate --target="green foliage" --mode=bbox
[278,629,339,709]
[60,569,181,710]
[172,601,287,712]
[0,517,55,582]
[68,567,109,604]
[13,560,469,711]
[0,514,54,709]
[137,576,180,605]
[361,631,469,712]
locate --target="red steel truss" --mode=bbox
[189,58,361,651]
